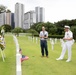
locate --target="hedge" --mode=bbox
[34,34,64,39]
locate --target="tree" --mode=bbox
[54,20,70,35]
[1,24,12,32]
[31,22,44,33]
[54,19,76,35]
[0,5,6,13]
[31,22,57,35]
[45,22,57,35]
[12,27,23,37]
[27,29,38,38]
[71,26,76,40]
[35,22,45,33]
[6,9,11,13]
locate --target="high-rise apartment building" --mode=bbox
[0,13,5,26]
[15,3,24,28]
[24,11,36,29]
[11,13,15,29]
[0,12,14,28]
[35,7,45,23]
[5,12,11,25]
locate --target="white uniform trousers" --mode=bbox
[59,41,73,61]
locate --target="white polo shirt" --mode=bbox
[39,31,48,40]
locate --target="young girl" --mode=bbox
[19,48,29,62]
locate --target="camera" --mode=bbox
[44,35,47,39]
[44,35,46,37]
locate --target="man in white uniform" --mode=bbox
[56,25,73,62]
[39,26,48,57]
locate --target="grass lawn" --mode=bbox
[0,34,16,75]
[17,35,76,75]
[0,34,76,75]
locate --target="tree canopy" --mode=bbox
[1,24,12,32]
[0,5,6,13]
[31,22,57,35]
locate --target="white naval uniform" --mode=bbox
[58,30,73,61]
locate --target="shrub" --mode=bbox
[34,34,64,38]
[48,35,64,38]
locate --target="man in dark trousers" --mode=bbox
[39,26,48,57]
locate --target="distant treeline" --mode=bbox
[30,19,76,40]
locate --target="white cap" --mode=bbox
[64,25,70,29]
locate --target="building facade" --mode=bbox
[0,12,14,29]
[35,7,45,23]
[11,13,15,29]
[15,3,24,28]
[5,12,11,25]
[24,11,36,29]
[0,13,5,26]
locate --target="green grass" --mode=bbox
[18,35,76,75]
[0,34,76,75]
[0,34,16,75]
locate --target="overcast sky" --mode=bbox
[0,0,76,23]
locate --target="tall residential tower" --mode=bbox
[15,3,24,28]
[5,12,11,25]
[24,11,36,29]
[0,13,5,26]
[35,7,45,23]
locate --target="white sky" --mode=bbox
[0,0,76,23]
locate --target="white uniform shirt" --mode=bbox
[64,30,73,41]
[39,31,48,40]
